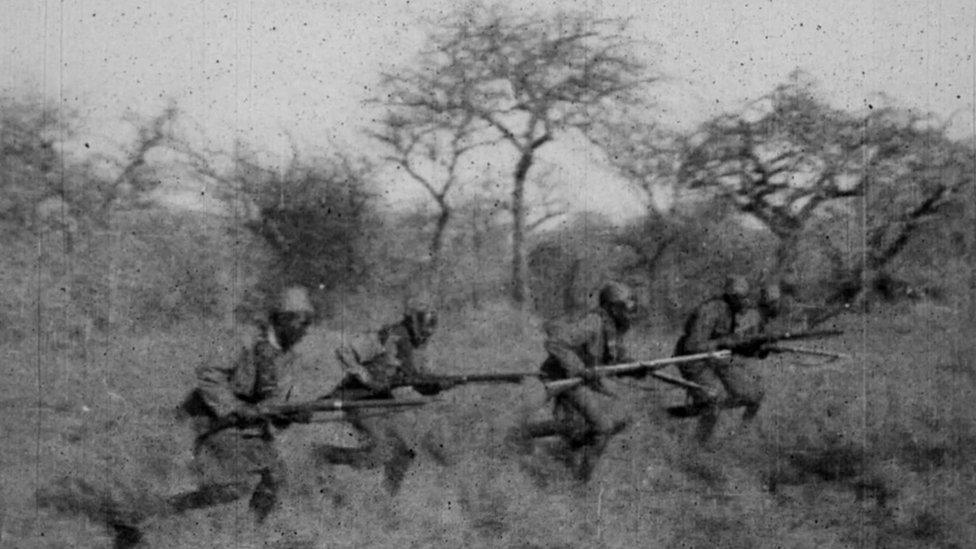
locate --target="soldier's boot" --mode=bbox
[249,469,281,524]
[741,400,761,422]
[505,420,556,455]
[608,418,630,438]
[382,442,416,496]
[37,477,151,549]
[167,482,249,513]
[522,419,575,440]
[575,434,611,483]
[109,522,145,549]
[695,404,721,443]
[313,444,372,469]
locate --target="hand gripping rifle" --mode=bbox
[542,350,731,397]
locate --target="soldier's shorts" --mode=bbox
[191,429,286,489]
[553,386,616,444]
[678,357,764,410]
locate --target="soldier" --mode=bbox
[672,275,766,442]
[520,281,637,482]
[313,306,448,495]
[759,282,783,326]
[169,285,316,521]
[39,286,317,547]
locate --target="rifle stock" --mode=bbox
[209,397,433,433]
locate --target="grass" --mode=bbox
[3,303,976,547]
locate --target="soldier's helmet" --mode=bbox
[403,306,438,346]
[761,282,782,304]
[723,275,750,298]
[599,281,638,316]
[277,286,314,315]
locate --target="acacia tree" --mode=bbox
[678,78,866,271]
[212,147,379,294]
[369,109,489,272]
[0,96,178,234]
[380,2,656,304]
[676,75,974,302]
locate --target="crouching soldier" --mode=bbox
[671,275,766,442]
[170,286,315,521]
[38,286,316,547]
[521,282,637,482]
[313,306,449,495]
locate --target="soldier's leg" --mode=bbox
[172,432,267,516]
[714,358,765,421]
[249,451,286,523]
[677,361,721,442]
[522,418,577,440]
[168,483,251,513]
[381,425,416,495]
[317,413,415,493]
[314,412,382,469]
[560,387,619,480]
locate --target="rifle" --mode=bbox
[764,344,850,361]
[404,372,541,391]
[207,396,434,433]
[543,350,731,395]
[722,329,844,354]
[806,303,851,327]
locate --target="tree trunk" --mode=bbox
[430,205,451,271]
[510,151,533,306]
[429,205,451,306]
[773,233,801,278]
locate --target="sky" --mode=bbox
[2,0,974,218]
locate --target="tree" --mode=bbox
[224,149,380,306]
[677,76,865,272]
[368,109,490,274]
[0,94,62,229]
[380,2,657,305]
[674,74,974,303]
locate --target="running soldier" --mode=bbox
[520,281,637,482]
[313,306,449,495]
[170,286,316,521]
[671,275,766,442]
[38,286,317,547]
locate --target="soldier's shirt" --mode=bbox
[676,298,735,356]
[334,322,434,393]
[192,324,296,422]
[733,308,763,337]
[542,308,628,378]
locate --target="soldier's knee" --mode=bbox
[249,486,277,523]
[262,463,287,491]
[742,396,763,420]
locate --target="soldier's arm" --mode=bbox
[335,332,396,392]
[682,302,725,353]
[396,343,448,395]
[195,352,245,418]
[543,315,596,377]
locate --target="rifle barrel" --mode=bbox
[765,345,850,359]
[778,329,844,340]
[543,350,731,394]
[271,397,431,415]
[451,373,539,384]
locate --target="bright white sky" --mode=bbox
[2,0,974,218]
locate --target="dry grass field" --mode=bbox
[3,301,975,548]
